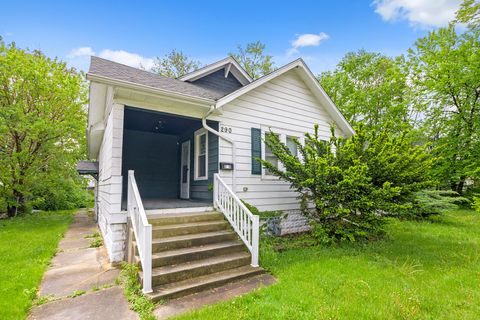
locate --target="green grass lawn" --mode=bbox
[0,210,74,320]
[178,210,480,320]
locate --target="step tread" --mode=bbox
[148,265,264,299]
[151,252,251,276]
[148,211,222,220]
[152,220,227,231]
[152,241,244,259]
[152,230,236,244]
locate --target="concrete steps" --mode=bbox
[131,210,264,302]
[148,211,223,226]
[151,241,244,267]
[146,265,264,301]
[152,220,229,237]
[147,252,251,286]
[152,230,237,252]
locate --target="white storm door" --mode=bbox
[180,140,190,199]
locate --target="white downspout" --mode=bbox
[202,105,237,192]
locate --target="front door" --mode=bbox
[180,140,190,199]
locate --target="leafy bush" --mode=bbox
[410,190,470,218]
[242,201,283,219]
[260,124,432,242]
[472,194,480,213]
[32,176,92,211]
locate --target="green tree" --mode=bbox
[151,49,202,78]
[260,124,432,241]
[318,50,416,134]
[455,0,480,29]
[0,40,87,216]
[230,41,275,80]
[407,25,480,193]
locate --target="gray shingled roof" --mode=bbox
[76,161,99,173]
[88,56,225,100]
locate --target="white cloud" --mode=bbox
[67,46,96,59]
[372,0,462,28]
[292,33,330,48]
[98,49,155,70]
[66,47,155,71]
[288,32,330,55]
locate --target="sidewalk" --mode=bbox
[29,209,138,320]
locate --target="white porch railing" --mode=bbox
[213,173,259,267]
[127,170,152,293]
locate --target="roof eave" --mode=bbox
[86,73,216,106]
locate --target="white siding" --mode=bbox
[211,69,345,211]
[97,103,126,262]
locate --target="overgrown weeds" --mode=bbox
[119,263,156,320]
[86,231,103,248]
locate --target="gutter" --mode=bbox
[202,105,237,192]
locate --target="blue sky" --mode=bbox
[0,0,462,74]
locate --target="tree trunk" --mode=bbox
[456,176,466,194]
[450,180,457,192]
[6,191,27,217]
[6,205,17,218]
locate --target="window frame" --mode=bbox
[194,128,208,181]
[263,132,280,177]
[260,127,302,180]
[286,135,299,157]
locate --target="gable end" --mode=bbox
[189,69,243,97]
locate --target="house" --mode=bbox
[85,56,354,298]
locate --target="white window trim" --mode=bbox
[260,127,302,180]
[194,128,208,181]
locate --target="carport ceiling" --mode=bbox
[124,107,201,135]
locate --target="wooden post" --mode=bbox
[213,174,219,209]
[251,215,259,267]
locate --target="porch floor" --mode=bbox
[124,198,212,210]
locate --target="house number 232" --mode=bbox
[220,126,232,133]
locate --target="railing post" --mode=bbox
[128,169,152,294]
[143,224,152,293]
[213,174,219,209]
[251,215,259,267]
[127,170,133,214]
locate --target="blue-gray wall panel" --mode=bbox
[122,130,179,200]
[191,69,243,97]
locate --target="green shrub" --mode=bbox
[410,190,470,218]
[242,201,283,219]
[260,124,432,242]
[0,197,8,215]
[32,177,92,211]
[472,194,480,213]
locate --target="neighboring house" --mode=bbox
[84,56,353,297]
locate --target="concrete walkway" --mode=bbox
[154,273,276,319]
[28,209,275,320]
[29,209,138,320]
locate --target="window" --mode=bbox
[260,128,303,178]
[264,133,279,176]
[194,129,208,180]
[286,136,298,156]
[251,128,262,175]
